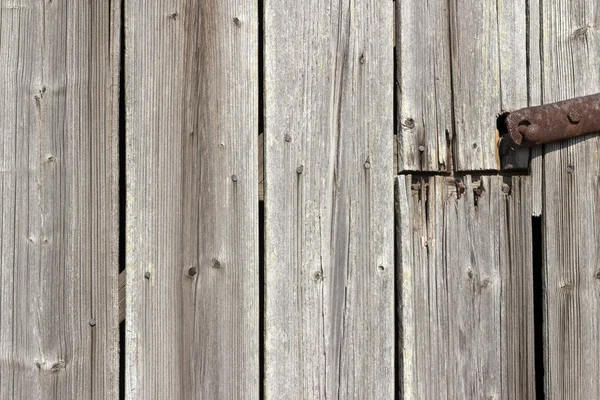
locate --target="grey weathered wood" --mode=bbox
[527,0,544,216]
[530,146,543,216]
[125,1,259,398]
[396,175,535,399]
[449,0,529,170]
[264,0,395,397]
[540,0,600,397]
[0,1,120,398]
[396,0,452,172]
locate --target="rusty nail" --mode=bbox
[568,110,580,124]
[501,93,600,153]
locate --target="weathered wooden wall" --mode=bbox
[1,0,599,398]
[0,1,120,398]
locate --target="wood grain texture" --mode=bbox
[125,1,259,398]
[396,0,452,172]
[527,0,544,216]
[449,0,529,170]
[540,0,600,397]
[396,175,535,399]
[263,0,395,397]
[0,1,120,398]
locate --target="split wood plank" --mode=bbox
[0,1,120,398]
[539,0,600,397]
[396,175,535,399]
[125,1,259,398]
[264,0,395,397]
[396,0,530,171]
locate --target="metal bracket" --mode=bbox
[499,93,600,155]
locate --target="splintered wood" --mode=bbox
[396,175,535,399]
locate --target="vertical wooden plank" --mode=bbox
[527,0,544,216]
[540,0,600,397]
[0,1,120,398]
[396,0,452,172]
[264,0,394,397]
[396,175,535,399]
[449,0,529,170]
[125,0,259,398]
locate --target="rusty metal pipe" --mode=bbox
[500,93,600,154]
